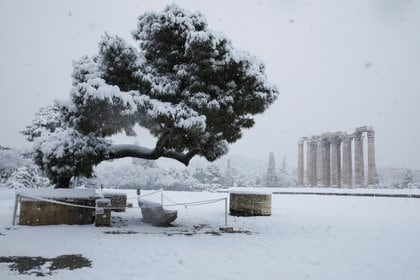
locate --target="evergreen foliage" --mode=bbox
[222,159,235,187]
[400,169,414,188]
[0,145,25,183]
[279,156,287,174]
[23,4,278,187]
[265,152,279,188]
[6,165,51,189]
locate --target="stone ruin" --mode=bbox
[298,126,377,187]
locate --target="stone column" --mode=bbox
[306,140,318,186]
[312,140,318,185]
[298,140,304,186]
[331,137,342,187]
[316,138,323,186]
[367,129,377,186]
[321,138,331,186]
[354,132,365,186]
[306,140,312,186]
[341,135,352,187]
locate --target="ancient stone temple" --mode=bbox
[297,126,377,187]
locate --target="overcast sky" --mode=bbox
[0,0,419,170]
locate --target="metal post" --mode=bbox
[12,193,19,226]
[161,189,164,206]
[224,197,228,227]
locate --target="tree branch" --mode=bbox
[107,144,200,166]
[155,129,172,151]
[162,147,200,166]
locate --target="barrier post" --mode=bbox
[224,197,228,227]
[95,198,111,227]
[160,189,164,206]
[12,192,19,226]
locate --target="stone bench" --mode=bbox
[138,199,177,227]
[229,191,272,216]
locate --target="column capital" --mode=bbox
[330,135,342,144]
[367,129,375,138]
[342,134,353,143]
[353,131,363,139]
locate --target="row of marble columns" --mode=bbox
[297,127,377,187]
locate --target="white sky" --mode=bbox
[0,0,419,170]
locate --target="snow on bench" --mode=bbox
[138,199,177,227]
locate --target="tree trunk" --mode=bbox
[54,176,71,189]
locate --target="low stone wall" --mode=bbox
[19,198,95,226]
[17,189,98,226]
[229,192,272,216]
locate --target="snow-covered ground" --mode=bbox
[1,186,420,279]
[226,186,420,195]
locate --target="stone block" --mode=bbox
[102,192,127,212]
[229,192,272,216]
[138,199,177,227]
[95,198,111,227]
[19,198,95,226]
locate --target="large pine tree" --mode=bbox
[24,4,278,188]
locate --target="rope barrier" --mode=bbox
[18,194,97,209]
[16,192,227,210]
[138,189,162,198]
[123,189,163,200]
[162,193,181,205]
[163,197,226,207]
[12,189,229,227]
[160,193,228,227]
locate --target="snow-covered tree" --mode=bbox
[222,159,235,187]
[132,158,157,169]
[264,152,278,188]
[203,164,222,184]
[192,167,206,183]
[85,161,200,191]
[0,145,25,183]
[279,156,287,175]
[236,174,257,188]
[400,169,414,188]
[6,164,51,189]
[23,4,278,188]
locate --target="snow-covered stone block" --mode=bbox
[229,192,272,216]
[95,198,111,227]
[138,199,177,227]
[17,188,98,199]
[18,189,98,226]
[102,191,127,212]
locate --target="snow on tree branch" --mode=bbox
[24,4,279,188]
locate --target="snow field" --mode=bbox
[0,187,419,279]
